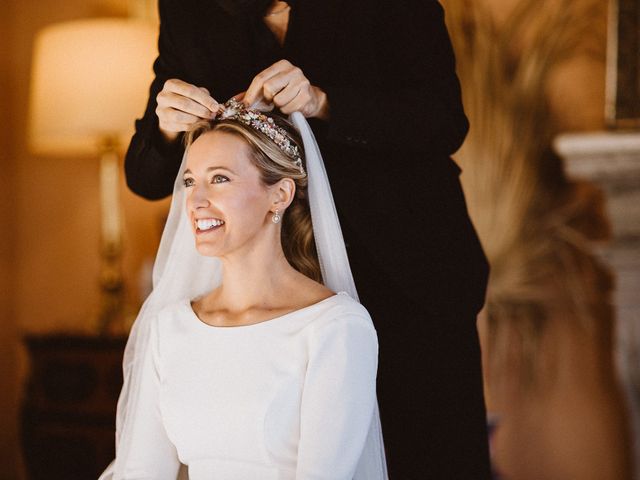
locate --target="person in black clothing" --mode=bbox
[125,0,492,477]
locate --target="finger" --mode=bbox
[197,87,219,114]
[230,90,272,111]
[166,79,218,111]
[273,85,301,109]
[243,60,292,105]
[279,97,303,115]
[158,107,201,127]
[158,92,215,119]
[279,93,313,116]
[277,77,312,114]
[263,72,296,103]
[243,77,267,107]
[273,78,310,108]
[164,79,218,112]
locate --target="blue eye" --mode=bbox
[183,177,195,187]
[212,175,229,184]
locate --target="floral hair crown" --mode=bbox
[218,99,305,175]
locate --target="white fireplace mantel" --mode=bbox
[555,130,640,475]
[558,133,640,180]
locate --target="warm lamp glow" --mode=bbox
[28,18,158,333]
[28,18,157,155]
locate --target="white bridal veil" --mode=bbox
[99,112,388,479]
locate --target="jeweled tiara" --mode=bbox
[218,99,305,175]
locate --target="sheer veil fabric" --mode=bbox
[99,112,388,479]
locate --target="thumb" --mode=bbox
[197,87,219,112]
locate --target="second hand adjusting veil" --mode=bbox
[100,111,388,479]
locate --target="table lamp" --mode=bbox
[28,18,157,333]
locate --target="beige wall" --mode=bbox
[1,2,22,478]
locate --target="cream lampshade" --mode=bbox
[29,18,157,155]
[28,18,157,333]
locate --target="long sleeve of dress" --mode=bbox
[295,314,379,480]
[114,318,181,480]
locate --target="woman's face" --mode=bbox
[184,131,275,258]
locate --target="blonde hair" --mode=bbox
[184,116,322,282]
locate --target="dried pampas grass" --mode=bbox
[441,0,611,389]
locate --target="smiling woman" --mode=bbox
[99,101,387,479]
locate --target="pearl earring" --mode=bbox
[272,209,281,224]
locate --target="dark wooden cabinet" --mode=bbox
[21,335,126,480]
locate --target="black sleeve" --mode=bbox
[324,0,468,156]
[124,0,188,200]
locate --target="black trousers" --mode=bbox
[340,190,492,479]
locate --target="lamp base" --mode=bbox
[98,239,124,335]
[97,139,125,335]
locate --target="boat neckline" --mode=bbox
[185,291,348,330]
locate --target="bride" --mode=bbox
[100,100,387,479]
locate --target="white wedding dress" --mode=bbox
[100,112,388,479]
[117,293,377,479]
